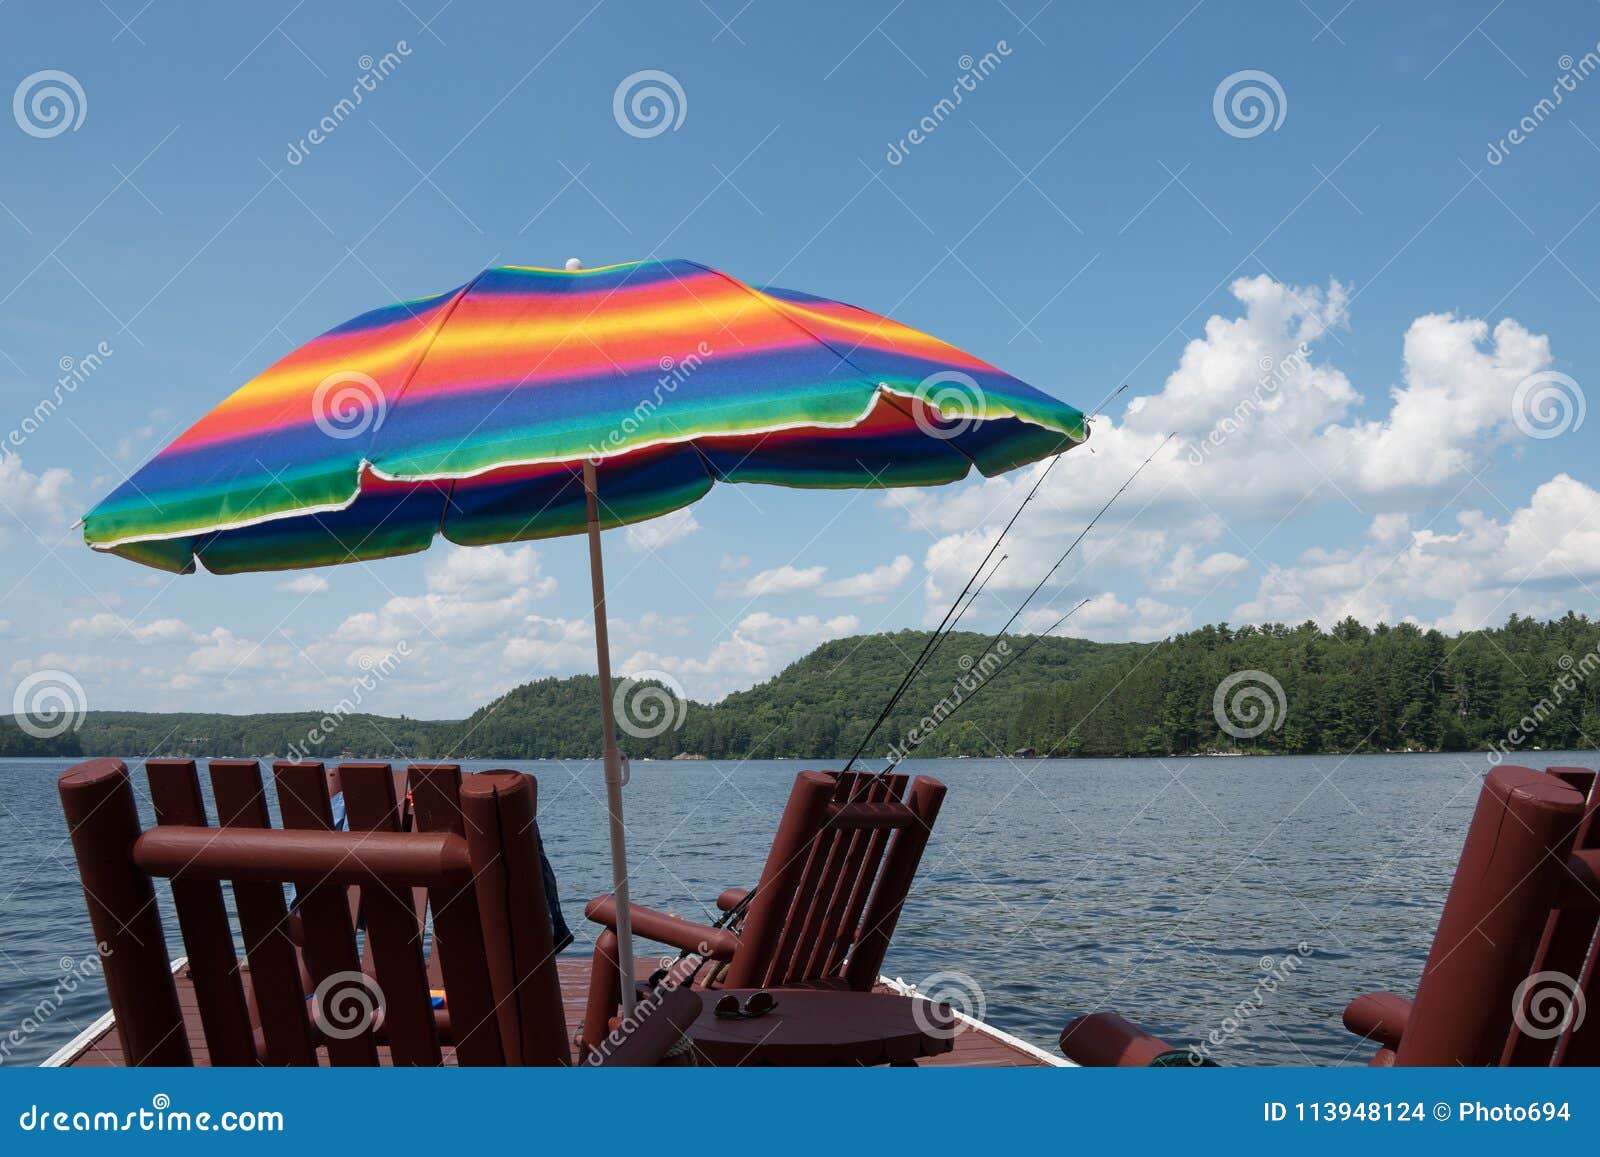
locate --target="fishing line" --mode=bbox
[880,432,1173,766]
[840,449,1066,774]
[974,431,1173,655]
[883,597,1092,767]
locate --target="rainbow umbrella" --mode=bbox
[82,258,1089,1016]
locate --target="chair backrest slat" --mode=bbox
[844,775,947,990]
[809,773,902,979]
[337,763,441,1065]
[146,759,257,1066]
[408,764,468,989]
[775,773,879,984]
[273,761,380,1066]
[724,770,943,991]
[460,772,570,1066]
[208,760,318,1066]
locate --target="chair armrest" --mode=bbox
[585,896,739,960]
[1342,991,1410,1051]
[586,984,702,1067]
[716,887,748,913]
[1060,1012,1194,1067]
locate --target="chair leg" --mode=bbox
[580,929,622,1062]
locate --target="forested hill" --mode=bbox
[4,614,1596,761]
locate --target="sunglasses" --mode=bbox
[714,990,778,1020]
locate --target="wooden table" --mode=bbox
[683,989,957,1066]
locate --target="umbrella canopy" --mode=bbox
[81,257,1089,1022]
[82,259,1085,571]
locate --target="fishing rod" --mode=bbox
[972,432,1173,655]
[883,597,1091,767]
[839,449,1066,774]
[878,433,1172,767]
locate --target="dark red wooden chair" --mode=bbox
[1056,764,1600,1067]
[57,758,695,1066]
[1341,764,1600,1066]
[580,769,946,1057]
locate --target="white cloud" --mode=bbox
[276,574,330,595]
[719,553,750,571]
[718,563,826,598]
[68,613,193,644]
[624,508,700,551]
[1233,474,1600,631]
[0,454,74,532]
[819,555,914,600]
[907,276,1573,639]
[1154,545,1250,592]
[630,611,861,700]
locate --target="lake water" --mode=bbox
[3,751,1587,1067]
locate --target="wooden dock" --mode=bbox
[50,957,1063,1068]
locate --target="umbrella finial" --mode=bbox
[565,257,583,271]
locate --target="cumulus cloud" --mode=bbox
[624,508,700,551]
[0,454,74,535]
[1234,473,1600,631]
[718,564,826,598]
[277,574,330,595]
[626,611,861,700]
[907,275,1573,637]
[819,555,914,600]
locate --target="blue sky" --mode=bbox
[0,0,1596,717]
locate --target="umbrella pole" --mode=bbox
[583,458,637,1019]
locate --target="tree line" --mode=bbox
[4,613,1595,762]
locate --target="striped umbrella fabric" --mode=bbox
[82,259,1088,573]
